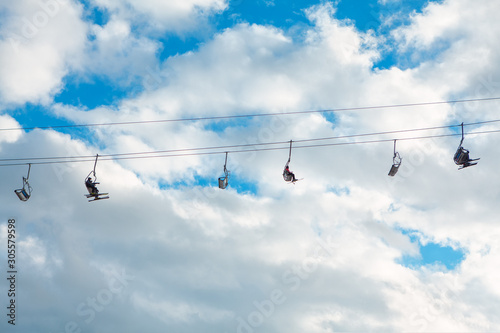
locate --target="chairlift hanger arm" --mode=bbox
[287,140,292,163]
[459,122,465,146]
[93,154,99,175]
[86,154,100,180]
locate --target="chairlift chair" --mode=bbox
[388,140,402,177]
[218,152,230,189]
[283,140,300,183]
[84,154,109,202]
[453,123,479,170]
[14,164,33,201]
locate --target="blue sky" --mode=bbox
[398,228,465,270]
[18,0,438,118]
[1,0,500,332]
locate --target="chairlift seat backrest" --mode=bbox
[388,164,400,177]
[218,176,228,189]
[15,188,30,201]
[454,147,470,165]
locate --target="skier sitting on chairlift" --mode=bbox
[85,176,99,195]
[284,165,297,182]
[84,154,110,202]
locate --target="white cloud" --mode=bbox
[392,0,500,97]
[0,0,88,106]
[91,0,227,32]
[82,16,160,83]
[0,114,22,145]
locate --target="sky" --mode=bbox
[1,0,500,332]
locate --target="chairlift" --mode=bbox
[84,154,109,202]
[388,140,402,177]
[14,164,33,201]
[453,123,479,170]
[218,152,230,189]
[283,140,301,183]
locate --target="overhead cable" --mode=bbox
[0,119,497,163]
[0,124,499,167]
[1,97,499,132]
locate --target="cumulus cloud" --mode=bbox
[392,0,500,91]
[82,16,160,83]
[0,0,88,106]
[90,0,227,32]
[0,114,22,145]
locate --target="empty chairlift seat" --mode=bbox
[14,187,30,201]
[218,152,230,189]
[388,140,402,177]
[14,164,32,202]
